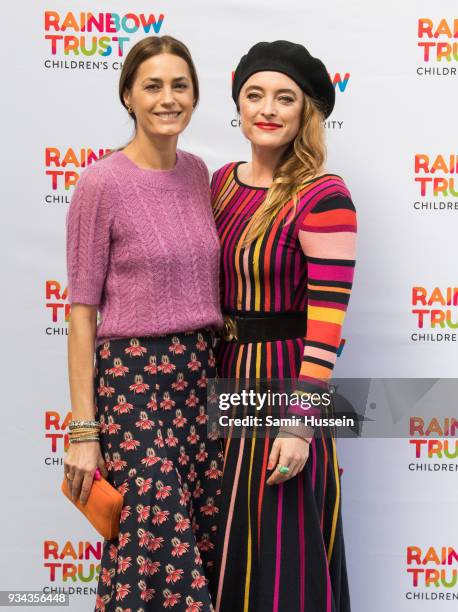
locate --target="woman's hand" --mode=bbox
[64,441,108,505]
[266,435,310,485]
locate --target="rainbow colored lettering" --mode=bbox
[411,287,458,329]
[418,18,458,62]
[44,11,165,57]
[414,154,458,197]
[407,546,458,588]
[45,147,110,190]
[44,540,101,582]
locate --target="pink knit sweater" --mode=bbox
[66,149,223,346]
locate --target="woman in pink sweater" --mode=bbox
[64,36,223,611]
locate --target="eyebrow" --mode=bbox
[245,85,297,96]
[142,76,190,84]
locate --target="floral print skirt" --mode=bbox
[93,329,223,612]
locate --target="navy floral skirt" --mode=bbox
[93,329,223,612]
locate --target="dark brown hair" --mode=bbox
[119,35,199,122]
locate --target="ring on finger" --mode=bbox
[278,465,290,475]
[66,472,74,480]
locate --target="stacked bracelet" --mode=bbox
[68,419,100,444]
[69,419,100,430]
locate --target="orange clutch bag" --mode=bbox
[61,473,124,540]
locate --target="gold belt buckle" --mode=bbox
[222,315,238,342]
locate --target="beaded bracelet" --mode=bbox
[69,419,100,430]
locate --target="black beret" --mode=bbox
[232,40,335,118]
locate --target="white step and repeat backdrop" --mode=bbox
[2,0,457,610]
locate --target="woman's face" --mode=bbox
[124,53,195,139]
[238,71,304,150]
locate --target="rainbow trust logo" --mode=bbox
[411,286,458,342]
[324,72,349,131]
[406,546,458,601]
[43,540,101,595]
[330,72,350,92]
[44,411,71,466]
[408,416,458,472]
[44,10,165,71]
[46,280,69,337]
[417,18,458,76]
[44,147,110,205]
[413,153,458,211]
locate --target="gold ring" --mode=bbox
[66,473,73,480]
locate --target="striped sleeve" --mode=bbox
[298,194,357,388]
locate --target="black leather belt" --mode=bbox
[220,311,307,344]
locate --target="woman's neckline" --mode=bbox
[118,149,182,174]
[233,161,339,190]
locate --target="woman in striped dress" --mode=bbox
[210,41,357,611]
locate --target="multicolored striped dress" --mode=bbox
[209,162,357,612]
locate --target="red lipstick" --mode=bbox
[254,122,282,131]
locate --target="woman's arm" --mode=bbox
[297,193,357,384]
[65,303,108,503]
[67,304,98,420]
[269,191,357,485]
[64,163,112,502]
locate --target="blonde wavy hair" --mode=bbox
[242,94,326,247]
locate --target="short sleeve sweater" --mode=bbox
[66,149,224,346]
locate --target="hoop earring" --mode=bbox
[127,105,133,114]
